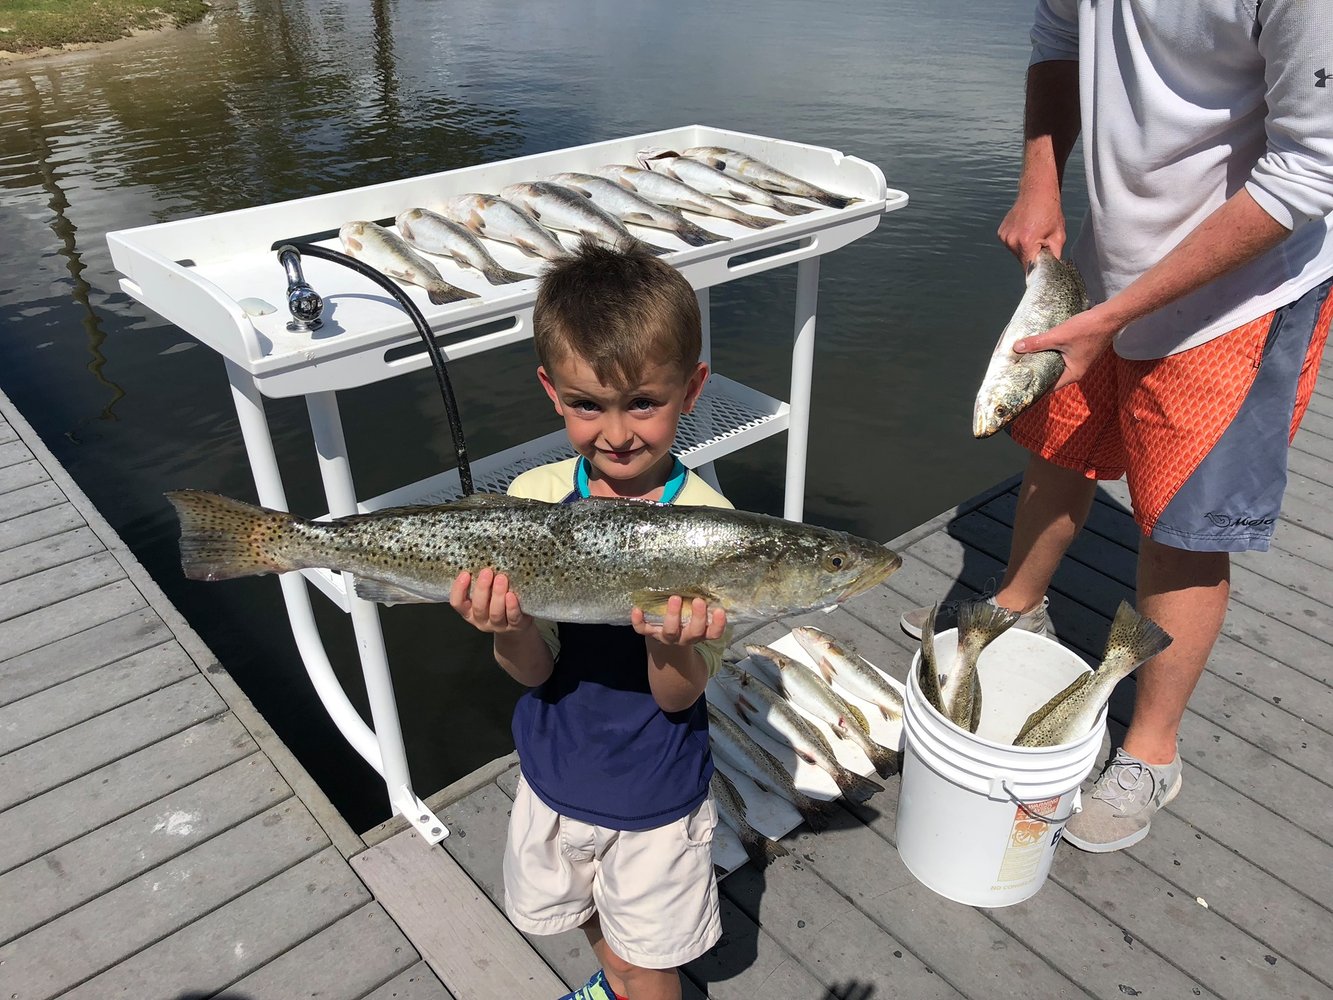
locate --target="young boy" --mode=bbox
[449,239,731,1000]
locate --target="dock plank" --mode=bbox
[0,525,102,586]
[0,713,255,873]
[225,903,422,1000]
[0,481,64,523]
[0,579,148,663]
[0,800,326,1000]
[353,830,568,1000]
[0,641,194,755]
[0,550,124,623]
[0,673,226,811]
[0,503,84,550]
[0,608,171,706]
[61,847,365,1000]
[0,460,49,497]
[363,962,456,1000]
[0,753,288,944]
[0,440,29,470]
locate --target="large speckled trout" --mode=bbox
[166,491,901,623]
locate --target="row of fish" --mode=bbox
[916,598,1172,747]
[335,146,860,307]
[706,626,906,870]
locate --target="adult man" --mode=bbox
[903,0,1333,852]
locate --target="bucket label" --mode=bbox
[994,795,1063,887]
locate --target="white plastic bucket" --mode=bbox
[896,627,1105,907]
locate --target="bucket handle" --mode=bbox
[994,779,1083,825]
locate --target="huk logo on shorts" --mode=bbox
[1205,511,1275,529]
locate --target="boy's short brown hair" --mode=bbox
[533,239,702,387]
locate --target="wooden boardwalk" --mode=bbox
[5,347,1332,999]
[0,392,462,1000]
[368,355,1333,1000]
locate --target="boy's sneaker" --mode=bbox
[899,595,1051,640]
[1062,748,1182,853]
[557,969,618,1000]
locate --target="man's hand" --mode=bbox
[1013,303,1119,391]
[449,568,534,634]
[997,191,1067,267]
[631,596,727,646]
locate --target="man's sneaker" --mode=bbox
[1062,748,1182,853]
[557,969,618,1000]
[899,594,1050,640]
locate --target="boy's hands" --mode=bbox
[449,568,534,634]
[631,596,727,646]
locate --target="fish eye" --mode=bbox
[994,403,1008,417]
[823,551,849,572]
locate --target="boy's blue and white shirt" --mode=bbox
[505,456,731,832]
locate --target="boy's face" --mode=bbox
[538,353,708,499]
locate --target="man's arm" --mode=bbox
[998,59,1081,265]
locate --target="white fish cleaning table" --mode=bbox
[107,125,909,842]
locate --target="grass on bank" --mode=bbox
[0,0,209,54]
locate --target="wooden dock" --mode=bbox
[4,348,1332,999]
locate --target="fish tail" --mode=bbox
[639,240,675,257]
[772,198,819,217]
[731,212,781,230]
[739,828,789,869]
[488,266,537,285]
[795,795,834,833]
[866,743,901,780]
[833,768,883,804]
[1103,600,1174,679]
[429,282,479,305]
[166,490,300,581]
[959,598,1022,649]
[677,222,729,246]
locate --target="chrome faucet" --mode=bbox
[277,244,324,331]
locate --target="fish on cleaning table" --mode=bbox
[792,625,904,723]
[744,643,899,778]
[939,600,1021,733]
[591,163,781,230]
[715,661,884,803]
[500,181,673,256]
[706,703,833,832]
[711,768,788,870]
[166,490,901,624]
[433,193,572,261]
[680,146,857,209]
[546,172,729,247]
[1016,601,1172,748]
[973,248,1089,439]
[636,148,818,217]
[395,208,536,285]
[338,221,479,306]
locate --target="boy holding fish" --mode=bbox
[907,0,1333,853]
[449,240,730,1000]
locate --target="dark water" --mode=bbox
[0,0,1085,831]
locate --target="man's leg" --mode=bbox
[1124,536,1229,764]
[994,451,1099,613]
[583,915,681,1000]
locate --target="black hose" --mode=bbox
[273,243,474,496]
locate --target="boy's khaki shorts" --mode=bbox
[503,774,723,970]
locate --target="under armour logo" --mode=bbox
[1318,68,1331,89]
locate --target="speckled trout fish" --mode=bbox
[166,491,902,623]
[1015,601,1172,748]
[972,248,1089,439]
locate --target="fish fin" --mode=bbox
[678,224,729,247]
[428,283,479,305]
[1015,673,1089,743]
[739,829,789,870]
[868,744,901,779]
[512,238,547,258]
[343,235,364,252]
[443,492,533,509]
[829,724,851,741]
[772,198,820,217]
[1103,600,1174,675]
[811,192,855,209]
[639,240,675,257]
[734,691,758,724]
[846,703,871,735]
[632,587,720,617]
[166,490,298,581]
[796,799,832,833]
[352,577,437,605]
[959,599,1022,652]
[623,211,656,223]
[494,268,537,284]
[733,213,781,230]
[834,769,883,804]
[816,656,838,685]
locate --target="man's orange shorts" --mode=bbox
[1008,278,1333,552]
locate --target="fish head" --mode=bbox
[636,146,679,169]
[730,525,902,616]
[395,208,424,240]
[338,221,369,253]
[972,352,1064,438]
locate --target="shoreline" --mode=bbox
[0,2,213,65]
